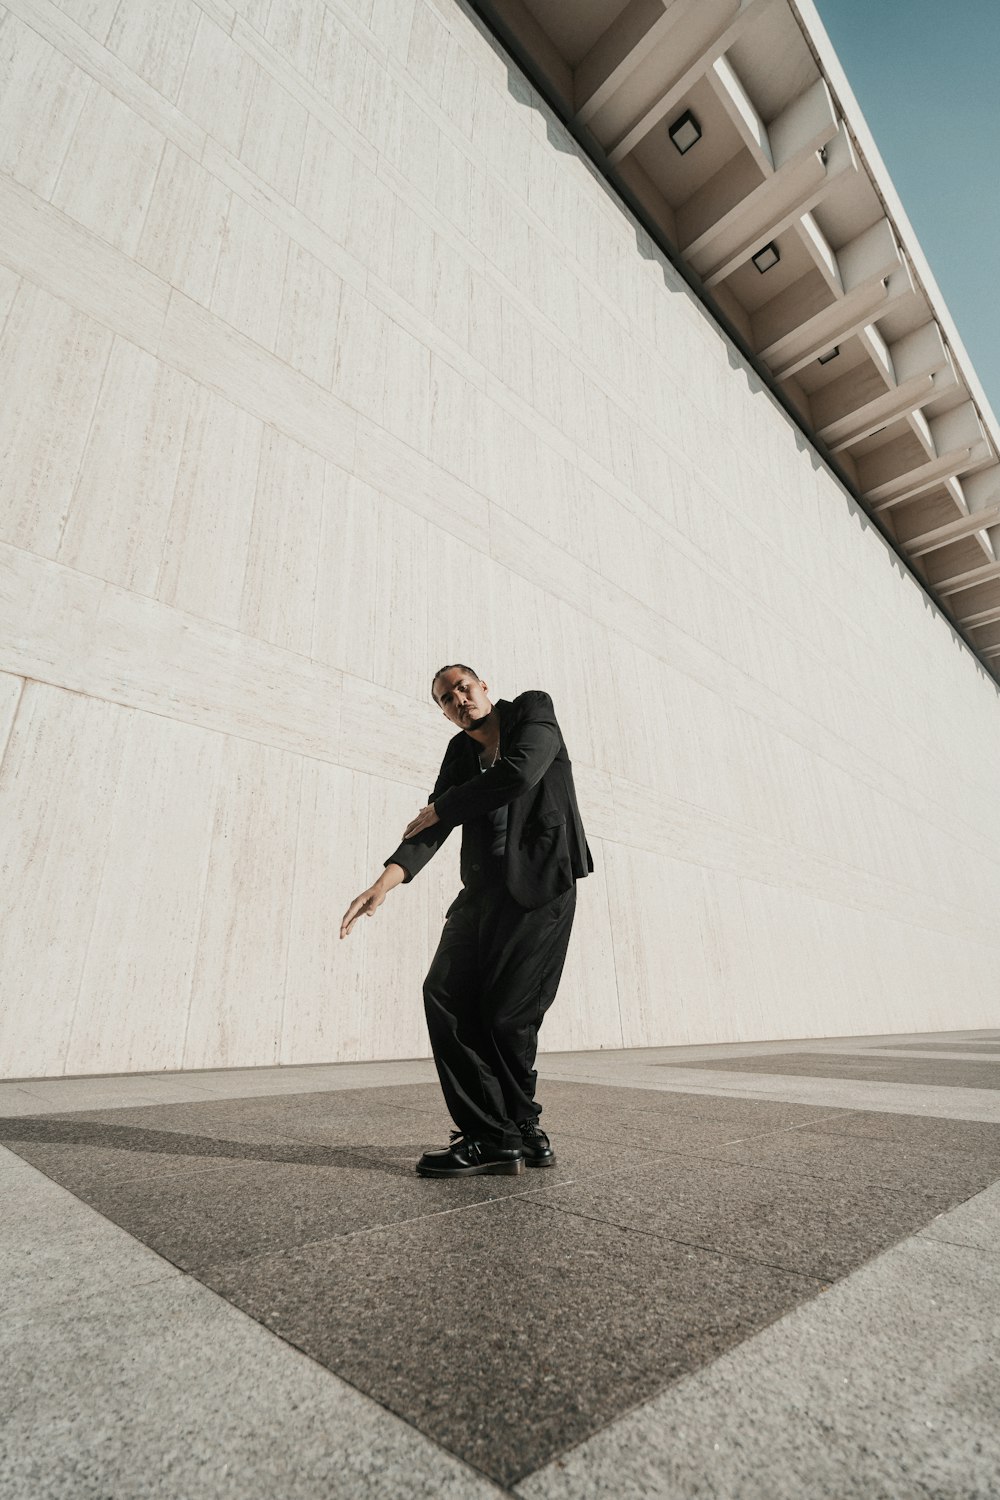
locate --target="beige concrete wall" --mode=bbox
[2,0,999,1078]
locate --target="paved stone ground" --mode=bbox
[2,1031,999,1497]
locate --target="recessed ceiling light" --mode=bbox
[668,110,701,154]
[751,242,780,273]
[817,346,840,365]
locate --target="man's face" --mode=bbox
[433,669,493,729]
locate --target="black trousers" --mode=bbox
[422,866,577,1149]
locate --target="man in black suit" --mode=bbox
[341,665,593,1179]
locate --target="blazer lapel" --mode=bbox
[495,698,511,754]
[457,699,510,781]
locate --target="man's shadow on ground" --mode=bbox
[0,1116,437,1178]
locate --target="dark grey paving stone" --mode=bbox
[0,1111,354,1193]
[663,1051,1000,1089]
[19,1150,564,1272]
[200,1196,822,1487]
[698,1128,1000,1196]
[360,1078,829,1132]
[805,1109,1000,1163]
[543,1080,848,1134]
[535,1084,841,1146]
[0,1105,670,1261]
[527,1154,958,1281]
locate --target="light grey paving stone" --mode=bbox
[6,1092,212,1116]
[162,1084,447,1132]
[1,1116,349,1194]
[0,1086,60,1117]
[918,1180,1000,1257]
[1,1064,439,1116]
[545,1067,1000,1123]
[0,1164,179,1319]
[0,1272,506,1500]
[880,1042,1000,1054]
[514,1233,1000,1500]
[0,1145,35,1180]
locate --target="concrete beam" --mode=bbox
[756,220,909,379]
[574,0,691,126]
[799,211,841,295]
[698,120,856,286]
[922,559,1000,599]
[903,506,1000,557]
[823,374,936,453]
[706,54,773,172]
[607,0,775,164]
[868,447,981,512]
[956,604,1000,628]
[819,323,956,451]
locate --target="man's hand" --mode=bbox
[340,883,386,939]
[403,803,440,841]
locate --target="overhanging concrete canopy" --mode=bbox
[475,0,1000,681]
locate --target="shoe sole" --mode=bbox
[415,1158,524,1177]
[524,1155,556,1168]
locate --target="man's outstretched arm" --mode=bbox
[340,753,460,938]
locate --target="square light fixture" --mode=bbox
[751,242,780,273]
[668,110,701,154]
[817,345,840,365]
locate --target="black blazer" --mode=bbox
[384,690,594,910]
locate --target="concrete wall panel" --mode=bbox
[2,0,999,1076]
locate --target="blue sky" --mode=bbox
[813,0,1000,418]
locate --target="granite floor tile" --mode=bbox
[515,1231,1000,1500]
[534,1081,845,1138]
[1,1168,180,1318]
[917,1179,1000,1256]
[525,1153,960,1281]
[1,1094,452,1155]
[7,1076,991,1491]
[0,1091,660,1218]
[698,1126,1000,1196]
[880,1040,1000,1052]
[189,1085,447,1131]
[199,1195,823,1487]
[0,1146,35,1181]
[2,1130,357,1197]
[664,1052,1000,1089]
[805,1109,1000,1162]
[0,1271,506,1500]
[0,1110,360,1191]
[31,1150,559,1272]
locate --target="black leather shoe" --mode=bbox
[415,1134,524,1177]
[517,1119,555,1167]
